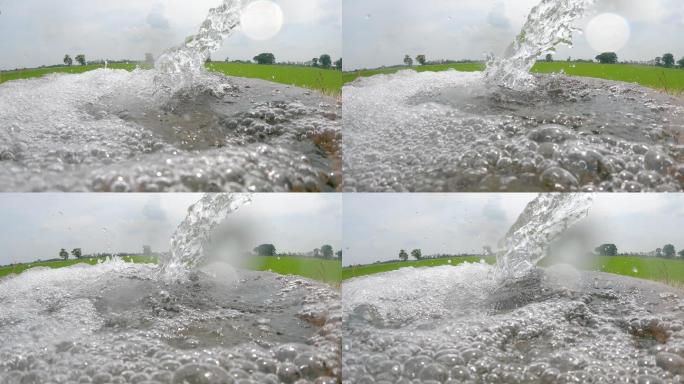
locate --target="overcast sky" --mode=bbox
[344,0,684,70]
[0,0,341,70]
[343,194,684,266]
[0,194,341,265]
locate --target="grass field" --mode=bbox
[249,256,341,286]
[0,62,342,95]
[0,255,341,286]
[343,62,684,94]
[343,256,684,286]
[207,62,342,95]
[595,256,684,286]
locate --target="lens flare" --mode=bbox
[240,0,284,41]
[585,13,631,53]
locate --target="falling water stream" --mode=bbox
[343,193,684,383]
[343,0,684,192]
[0,194,341,383]
[0,0,341,192]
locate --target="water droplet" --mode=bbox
[364,14,371,20]
[632,266,638,274]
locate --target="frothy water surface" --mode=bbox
[343,264,684,383]
[0,261,341,384]
[343,70,684,192]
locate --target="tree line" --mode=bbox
[589,52,684,68]
[595,243,684,258]
[253,243,342,260]
[400,52,684,68]
[246,53,342,70]
[63,54,87,67]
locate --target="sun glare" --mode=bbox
[585,13,631,53]
[240,0,284,41]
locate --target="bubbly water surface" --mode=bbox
[0,261,341,384]
[343,70,684,192]
[0,0,341,192]
[343,264,684,384]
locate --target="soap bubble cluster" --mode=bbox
[343,264,684,383]
[343,70,684,192]
[0,260,341,383]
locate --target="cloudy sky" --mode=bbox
[344,0,684,70]
[0,194,341,265]
[0,0,341,70]
[343,194,684,266]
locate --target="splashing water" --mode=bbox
[484,0,594,90]
[160,193,252,280]
[343,0,683,193]
[0,0,340,192]
[0,193,342,382]
[154,0,244,98]
[497,193,594,279]
[343,193,684,383]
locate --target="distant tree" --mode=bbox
[59,248,69,260]
[335,250,342,259]
[63,55,73,67]
[595,52,618,64]
[143,245,152,255]
[662,53,675,68]
[321,244,334,259]
[225,57,231,63]
[75,54,86,66]
[656,248,663,258]
[416,54,426,66]
[205,53,212,64]
[253,53,276,65]
[595,244,618,256]
[411,249,422,260]
[312,58,319,67]
[313,248,320,258]
[319,54,332,69]
[145,53,155,65]
[334,58,342,71]
[678,57,684,69]
[71,248,82,259]
[403,55,413,67]
[253,244,276,256]
[655,57,662,67]
[399,249,408,261]
[567,56,572,62]
[545,53,553,62]
[679,249,684,258]
[662,244,676,258]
